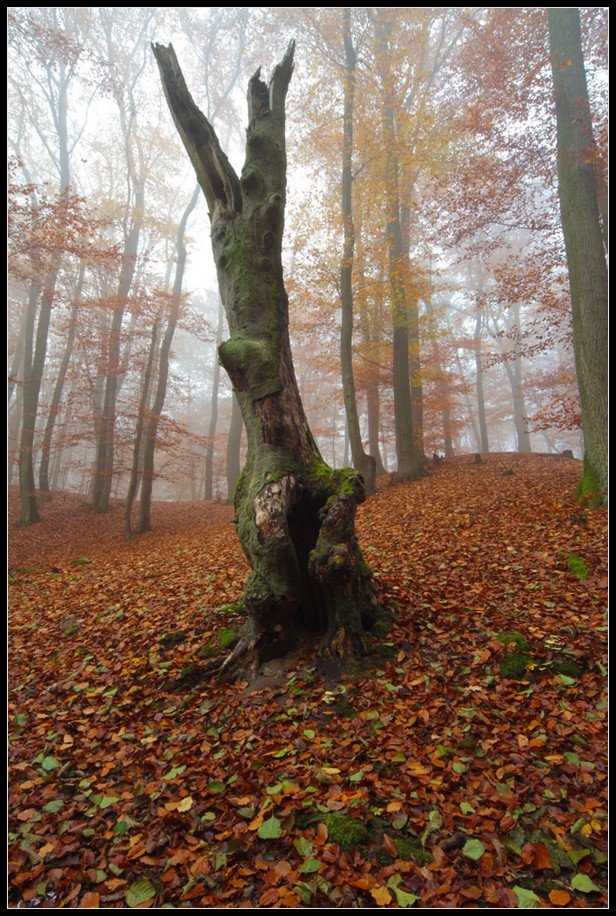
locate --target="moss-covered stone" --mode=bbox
[332,697,356,719]
[322,813,368,849]
[552,658,582,678]
[496,631,530,652]
[159,631,186,649]
[394,835,432,865]
[499,652,533,679]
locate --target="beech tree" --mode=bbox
[153,41,386,675]
[548,8,608,496]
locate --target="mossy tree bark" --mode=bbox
[153,41,386,676]
[548,9,608,496]
[225,392,243,502]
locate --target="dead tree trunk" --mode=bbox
[153,41,387,676]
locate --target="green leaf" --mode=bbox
[164,765,187,780]
[266,783,283,795]
[207,780,225,793]
[258,815,282,839]
[214,850,227,871]
[392,813,408,829]
[392,886,418,907]
[462,839,485,860]
[303,729,315,739]
[293,837,314,857]
[460,802,476,814]
[99,795,119,809]
[571,873,600,894]
[349,770,364,782]
[41,756,60,772]
[16,713,27,726]
[387,875,418,908]
[126,878,156,908]
[298,857,321,874]
[42,799,64,813]
[391,752,406,763]
[512,886,541,908]
[452,761,467,774]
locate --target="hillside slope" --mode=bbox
[8,454,607,908]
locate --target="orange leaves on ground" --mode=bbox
[8,456,607,908]
[549,889,572,906]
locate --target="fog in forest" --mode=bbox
[8,7,607,514]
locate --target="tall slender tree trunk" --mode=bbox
[204,295,224,499]
[356,215,386,477]
[18,266,58,525]
[374,13,424,482]
[473,314,490,454]
[92,179,145,513]
[339,9,376,495]
[226,392,243,503]
[426,297,454,457]
[39,263,84,493]
[453,350,480,452]
[138,184,200,532]
[154,40,387,675]
[400,191,424,455]
[125,314,160,538]
[548,8,608,495]
[8,387,23,488]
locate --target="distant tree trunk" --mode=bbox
[356,216,386,477]
[455,350,481,453]
[374,13,424,482]
[125,314,160,538]
[426,297,454,457]
[18,265,59,526]
[39,263,84,493]
[225,391,242,503]
[138,184,200,532]
[8,312,26,409]
[49,432,65,490]
[339,9,376,495]
[474,314,490,454]
[204,295,224,500]
[548,8,608,495]
[400,191,424,455]
[91,178,145,513]
[8,387,23,488]
[154,40,386,675]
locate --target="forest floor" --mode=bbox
[8,453,607,908]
